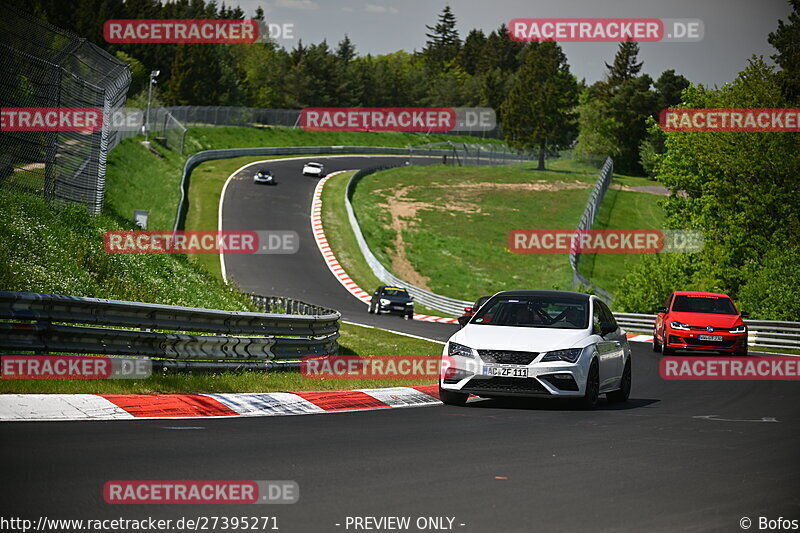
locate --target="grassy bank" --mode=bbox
[350,159,663,301]
[580,186,666,291]
[0,189,250,310]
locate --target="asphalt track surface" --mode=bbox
[2,347,799,531]
[2,156,799,531]
[221,155,459,342]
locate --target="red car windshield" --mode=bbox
[672,295,737,315]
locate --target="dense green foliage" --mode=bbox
[575,43,689,174]
[501,43,579,169]
[615,58,800,317]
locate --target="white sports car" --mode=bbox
[302,162,324,177]
[439,290,631,409]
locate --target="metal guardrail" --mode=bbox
[0,291,340,365]
[614,312,800,352]
[345,166,473,317]
[570,157,615,302]
[174,145,536,232]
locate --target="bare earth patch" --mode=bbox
[612,184,669,195]
[378,180,593,290]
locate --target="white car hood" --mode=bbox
[452,324,592,352]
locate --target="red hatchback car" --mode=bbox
[654,291,749,356]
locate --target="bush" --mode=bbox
[738,246,800,320]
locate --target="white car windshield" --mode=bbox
[306,163,322,168]
[471,295,589,329]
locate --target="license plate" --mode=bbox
[482,365,529,378]
[698,334,723,342]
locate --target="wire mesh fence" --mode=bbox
[0,3,130,214]
[117,105,503,140]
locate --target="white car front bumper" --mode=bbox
[440,350,591,398]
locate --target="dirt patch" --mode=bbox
[612,184,670,196]
[378,180,592,289]
[383,186,433,290]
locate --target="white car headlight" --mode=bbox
[730,324,747,334]
[380,298,390,305]
[670,321,690,330]
[541,348,583,363]
[448,342,474,358]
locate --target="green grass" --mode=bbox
[0,322,443,394]
[352,163,595,301]
[0,189,251,310]
[348,161,664,301]
[105,138,185,230]
[579,186,666,293]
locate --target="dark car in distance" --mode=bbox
[457,295,493,327]
[253,169,275,185]
[369,286,414,319]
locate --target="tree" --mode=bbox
[616,58,800,312]
[500,42,579,170]
[581,42,659,174]
[604,41,643,87]
[458,29,485,75]
[423,5,461,69]
[574,90,621,163]
[479,24,523,73]
[336,35,357,63]
[654,69,690,110]
[768,0,800,102]
[608,74,657,172]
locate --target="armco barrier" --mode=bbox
[614,312,800,352]
[174,145,536,232]
[0,291,340,367]
[570,157,614,302]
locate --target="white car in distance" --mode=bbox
[440,290,631,409]
[302,162,324,177]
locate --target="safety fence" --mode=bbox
[114,107,188,154]
[0,4,131,215]
[569,157,615,302]
[0,291,340,371]
[116,105,502,139]
[614,312,800,352]
[173,145,538,232]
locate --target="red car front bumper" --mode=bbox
[665,329,748,353]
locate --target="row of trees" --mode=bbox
[14,0,688,172]
[615,1,800,318]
